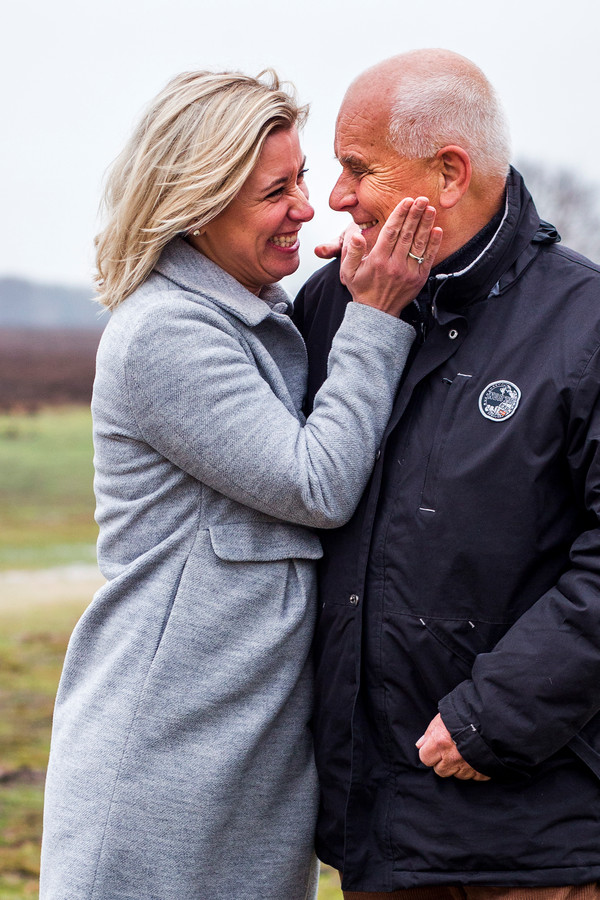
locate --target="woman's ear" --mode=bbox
[435,145,472,209]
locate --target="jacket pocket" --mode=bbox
[384,613,514,706]
[419,615,511,670]
[419,373,474,514]
[568,716,600,780]
[208,521,323,562]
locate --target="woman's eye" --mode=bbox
[265,169,308,200]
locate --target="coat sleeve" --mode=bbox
[439,342,600,780]
[123,297,414,530]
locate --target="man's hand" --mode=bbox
[416,713,491,781]
[314,232,345,259]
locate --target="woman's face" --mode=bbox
[191,126,314,295]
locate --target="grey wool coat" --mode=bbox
[40,238,415,900]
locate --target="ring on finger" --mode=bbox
[408,251,425,264]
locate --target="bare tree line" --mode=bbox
[518,159,600,263]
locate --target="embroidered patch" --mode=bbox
[478,380,521,421]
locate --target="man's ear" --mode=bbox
[435,146,471,209]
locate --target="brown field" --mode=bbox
[0,329,100,411]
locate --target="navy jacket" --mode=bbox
[293,169,600,891]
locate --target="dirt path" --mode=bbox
[0,565,105,610]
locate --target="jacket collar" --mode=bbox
[154,237,293,326]
[428,167,558,315]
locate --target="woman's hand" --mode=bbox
[341,197,442,316]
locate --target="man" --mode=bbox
[293,49,600,898]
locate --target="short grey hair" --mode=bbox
[388,54,511,179]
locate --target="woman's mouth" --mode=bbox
[268,232,300,250]
[358,220,378,231]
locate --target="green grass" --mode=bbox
[0,602,84,772]
[0,408,97,569]
[0,597,87,897]
[0,783,44,898]
[318,865,343,898]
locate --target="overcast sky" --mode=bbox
[3,0,599,293]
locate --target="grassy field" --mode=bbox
[0,407,97,570]
[0,407,342,899]
[0,585,97,898]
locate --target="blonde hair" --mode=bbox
[95,70,307,309]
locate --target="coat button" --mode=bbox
[449,328,459,339]
[349,594,360,607]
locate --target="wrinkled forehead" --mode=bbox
[334,82,393,156]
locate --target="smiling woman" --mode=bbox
[190,127,313,293]
[39,69,439,900]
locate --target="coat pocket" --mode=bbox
[419,372,474,514]
[568,716,600,780]
[419,616,511,671]
[208,521,323,561]
[383,613,514,709]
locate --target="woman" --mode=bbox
[40,70,441,900]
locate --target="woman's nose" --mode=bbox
[289,186,314,223]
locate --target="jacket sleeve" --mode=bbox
[123,298,414,530]
[439,341,600,780]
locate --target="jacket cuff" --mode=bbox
[438,693,531,782]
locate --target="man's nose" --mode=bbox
[329,173,356,212]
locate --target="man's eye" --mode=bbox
[298,168,308,181]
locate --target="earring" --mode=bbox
[192,230,200,236]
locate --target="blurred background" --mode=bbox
[1,0,599,894]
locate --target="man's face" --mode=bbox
[330,88,439,253]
